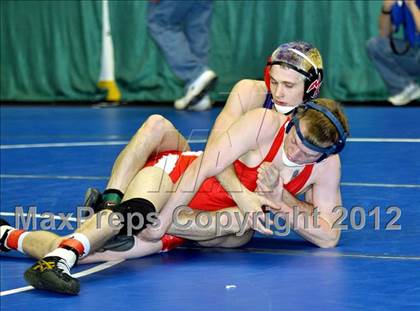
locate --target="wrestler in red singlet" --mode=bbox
[145,120,313,211]
[155,119,316,251]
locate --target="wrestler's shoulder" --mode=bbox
[240,108,282,138]
[313,154,341,176]
[233,79,266,93]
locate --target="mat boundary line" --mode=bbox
[0,259,124,297]
[1,174,420,188]
[1,137,420,149]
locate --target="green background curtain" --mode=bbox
[1,0,104,101]
[1,0,386,102]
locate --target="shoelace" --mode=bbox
[33,258,71,276]
[32,259,56,272]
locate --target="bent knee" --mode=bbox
[133,115,166,141]
[145,114,165,129]
[366,37,378,54]
[218,231,254,248]
[366,36,388,55]
[144,114,173,134]
[199,231,254,248]
[197,236,229,247]
[147,14,166,36]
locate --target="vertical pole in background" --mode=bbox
[97,0,121,102]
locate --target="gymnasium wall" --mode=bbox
[0,0,385,102]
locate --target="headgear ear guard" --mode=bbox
[264,42,324,102]
[285,101,348,162]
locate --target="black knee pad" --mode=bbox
[112,198,157,235]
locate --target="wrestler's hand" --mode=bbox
[233,188,278,235]
[256,162,284,208]
[245,210,273,236]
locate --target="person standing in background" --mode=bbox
[366,0,420,106]
[148,0,217,111]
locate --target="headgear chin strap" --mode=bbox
[285,101,348,162]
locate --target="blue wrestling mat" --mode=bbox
[1,105,419,310]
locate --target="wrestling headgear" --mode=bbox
[264,41,323,102]
[285,100,348,162]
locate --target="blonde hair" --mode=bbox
[296,98,349,148]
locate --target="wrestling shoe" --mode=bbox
[388,83,420,106]
[83,187,102,210]
[81,187,102,217]
[174,69,217,110]
[0,218,12,252]
[81,187,120,217]
[24,256,80,295]
[80,187,102,217]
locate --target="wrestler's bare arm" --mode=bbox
[167,207,248,241]
[280,156,342,248]
[212,81,269,209]
[255,155,342,248]
[282,189,315,215]
[147,109,282,239]
[207,79,266,145]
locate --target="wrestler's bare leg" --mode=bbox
[81,231,254,264]
[21,210,121,260]
[16,174,252,263]
[80,236,163,263]
[197,230,254,248]
[21,231,68,259]
[78,206,254,263]
[19,166,174,259]
[19,117,187,258]
[106,115,190,193]
[167,207,254,247]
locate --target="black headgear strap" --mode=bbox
[286,101,348,162]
